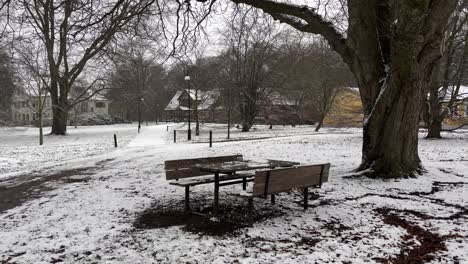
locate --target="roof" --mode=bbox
[164,89,221,111]
[439,85,468,102]
[164,91,183,110]
[267,92,296,106]
[88,94,109,101]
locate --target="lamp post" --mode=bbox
[138,97,144,133]
[185,73,191,140]
[156,103,160,124]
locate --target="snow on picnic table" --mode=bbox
[0,124,467,263]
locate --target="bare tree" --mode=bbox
[14,42,50,145]
[10,0,155,135]
[426,1,468,138]
[213,0,458,177]
[0,47,16,123]
[222,6,280,132]
[107,37,167,123]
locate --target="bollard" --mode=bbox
[174,130,176,143]
[209,131,212,148]
[114,134,118,147]
[167,125,169,131]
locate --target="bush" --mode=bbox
[71,113,122,126]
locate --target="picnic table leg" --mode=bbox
[185,186,190,213]
[248,198,254,226]
[303,187,309,210]
[214,172,219,216]
[242,177,247,190]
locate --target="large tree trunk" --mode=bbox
[50,84,69,135]
[354,1,451,178]
[359,81,426,177]
[426,81,443,139]
[229,0,456,178]
[51,106,68,135]
[240,87,257,132]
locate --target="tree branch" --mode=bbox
[225,0,353,63]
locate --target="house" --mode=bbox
[439,85,468,124]
[164,88,302,124]
[164,89,223,122]
[72,94,110,115]
[257,91,301,125]
[10,92,110,125]
[324,87,364,127]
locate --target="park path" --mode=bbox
[0,125,170,214]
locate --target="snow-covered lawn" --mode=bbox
[0,124,137,179]
[0,124,467,263]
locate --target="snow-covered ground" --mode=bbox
[0,124,137,179]
[0,124,467,263]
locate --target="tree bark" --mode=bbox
[39,114,44,145]
[426,73,443,139]
[51,106,68,135]
[218,0,456,177]
[315,114,324,132]
[359,81,426,177]
[240,88,257,132]
[355,1,453,178]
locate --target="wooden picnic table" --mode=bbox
[193,159,300,215]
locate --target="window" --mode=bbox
[96,102,106,108]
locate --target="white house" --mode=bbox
[11,93,110,125]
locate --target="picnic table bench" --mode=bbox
[165,155,299,213]
[236,163,330,226]
[165,155,330,225]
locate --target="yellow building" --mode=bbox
[440,86,468,126]
[324,87,363,127]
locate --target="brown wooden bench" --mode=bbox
[165,154,253,211]
[236,163,330,226]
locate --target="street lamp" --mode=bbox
[185,74,191,140]
[156,103,160,124]
[138,97,144,133]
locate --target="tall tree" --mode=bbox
[222,6,279,132]
[0,48,16,122]
[11,0,155,135]
[426,1,468,138]
[218,0,457,177]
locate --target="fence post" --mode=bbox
[174,130,176,143]
[114,134,118,147]
[209,130,212,147]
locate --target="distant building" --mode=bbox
[164,89,301,124]
[164,89,223,122]
[11,92,110,125]
[324,87,364,127]
[439,86,468,123]
[257,91,301,125]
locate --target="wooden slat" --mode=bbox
[321,163,330,183]
[164,155,243,170]
[169,174,254,187]
[165,168,209,180]
[252,163,330,196]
